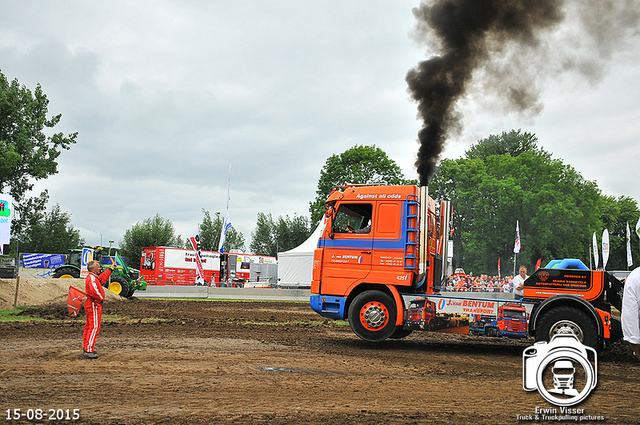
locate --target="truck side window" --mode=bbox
[332,203,373,234]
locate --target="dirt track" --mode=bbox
[1,298,639,424]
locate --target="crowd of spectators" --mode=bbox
[442,273,518,293]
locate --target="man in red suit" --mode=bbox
[83,260,113,359]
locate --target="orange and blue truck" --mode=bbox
[309,184,624,349]
[469,303,528,338]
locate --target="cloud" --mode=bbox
[1,0,638,254]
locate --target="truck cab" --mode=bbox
[310,185,444,341]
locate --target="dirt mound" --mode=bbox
[601,339,640,363]
[0,277,122,310]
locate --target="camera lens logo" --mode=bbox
[523,334,597,406]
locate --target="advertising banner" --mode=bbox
[80,247,93,278]
[22,253,66,269]
[592,232,599,269]
[602,229,610,270]
[0,193,12,255]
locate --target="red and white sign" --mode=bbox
[140,247,221,286]
[188,227,205,285]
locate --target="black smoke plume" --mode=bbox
[407,0,565,185]
[407,0,640,185]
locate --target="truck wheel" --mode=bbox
[53,267,80,279]
[108,276,130,298]
[348,290,397,342]
[536,306,598,348]
[389,327,413,339]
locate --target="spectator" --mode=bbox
[513,266,528,299]
[622,266,640,361]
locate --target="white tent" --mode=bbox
[277,220,325,288]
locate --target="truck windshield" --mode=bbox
[332,203,373,234]
[502,309,526,319]
[408,299,426,309]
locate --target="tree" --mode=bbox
[8,191,49,253]
[195,209,245,252]
[309,145,416,224]
[18,203,84,253]
[0,72,77,236]
[598,195,640,270]
[429,131,607,275]
[275,214,312,253]
[465,129,547,160]
[120,214,182,267]
[250,213,276,257]
[250,213,311,257]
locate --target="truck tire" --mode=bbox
[53,267,80,279]
[389,327,413,339]
[536,306,598,348]
[108,276,130,298]
[348,290,397,342]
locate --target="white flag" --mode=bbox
[189,226,206,285]
[637,216,640,259]
[592,232,599,269]
[602,229,610,270]
[218,210,232,253]
[627,222,633,268]
[513,221,521,254]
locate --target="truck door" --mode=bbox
[319,202,373,295]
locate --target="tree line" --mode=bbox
[2,71,638,274]
[428,130,639,274]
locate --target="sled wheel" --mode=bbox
[536,306,598,349]
[348,290,397,342]
[108,276,130,298]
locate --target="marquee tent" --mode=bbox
[277,220,325,288]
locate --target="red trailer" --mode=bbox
[140,247,221,286]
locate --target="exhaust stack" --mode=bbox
[418,185,429,277]
[439,200,451,283]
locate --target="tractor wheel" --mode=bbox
[108,276,130,298]
[53,267,80,279]
[536,306,599,349]
[389,326,413,340]
[348,290,397,342]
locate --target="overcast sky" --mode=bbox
[2,1,639,252]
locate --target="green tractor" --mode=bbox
[52,247,146,298]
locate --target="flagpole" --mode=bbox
[218,163,233,253]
